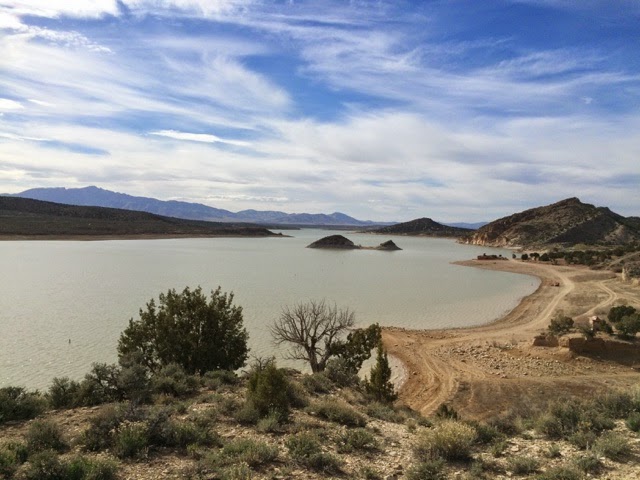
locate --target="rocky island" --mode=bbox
[307,235,401,251]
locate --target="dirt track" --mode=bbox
[383,260,640,420]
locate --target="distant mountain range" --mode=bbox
[365,217,474,238]
[0,196,277,238]
[463,197,640,248]
[10,186,383,227]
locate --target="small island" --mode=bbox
[307,234,401,251]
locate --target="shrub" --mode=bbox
[65,455,119,480]
[548,315,574,336]
[0,442,28,478]
[286,380,309,409]
[625,411,640,431]
[568,430,597,450]
[256,411,283,433]
[608,305,637,323]
[118,286,248,374]
[595,391,635,418]
[573,452,602,474]
[234,402,260,425]
[48,377,82,409]
[310,399,366,427]
[26,419,68,453]
[75,363,122,406]
[302,372,334,394]
[534,465,583,480]
[0,387,47,424]
[593,432,631,460]
[246,359,291,421]
[405,459,446,480]
[413,420,477,461]
[508,455,540,474]
[82,405,125,451]
[303,452,342,474]
[18,450,67,480]
[218,439,278,468]
[469,421,503,445]
[202,370,238,389]
[365,402,405,423]
[364,341,397,403]
[325,358,360,387]
[360,465,383,480]
[113,422,148,459]
[336,428,378,453]
[152,363,200,397]
[286,431,323,460]
[434,403,458,420]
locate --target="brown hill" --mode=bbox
[367,217,473,237]
[307,234,358,249]
[0,196,277,238]
[463,197,640,248]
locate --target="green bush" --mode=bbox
[359,465,383,479]
[256,411,283,433]
[325,357,360,387]
[302,372,334,394]
[625,411,640,431]
[364,341,397,403]
[336,428,378,453]
[365,402,406,423]
[545,443,562,459]
[548,315,574,336]
[508,455,540,474]
[233,402,260,425]
[593,432,631,460]
[113,422,148,459]
[246,359,291,421]
[218,439,278,468]
[534,465,583,480]
[0,442,28,478]
[0,387,48,424]
[82,405,125,451]
[413,420,477,461]
[48,377,82,409]
[151,363,200,397]
[202,370,238,389]
[469,421,504,445]
[405,459,446,480]
[303,452,342,474]
[608,305,637,323]
[118,286,248,374]
[434,403,458,420]
[75,363,122,406]
[18,451,119,480]
[567,430,597,450]
[573,452,602,474]
[286,431,322,461]
[26,419,68,454]
[310,399,366,427]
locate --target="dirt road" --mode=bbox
[383,259,640,419]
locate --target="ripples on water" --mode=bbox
[0,230,539,389]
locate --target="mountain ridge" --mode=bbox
[364,217,474,238]
[11,186,382,227]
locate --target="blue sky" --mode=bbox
[0,0,639,221]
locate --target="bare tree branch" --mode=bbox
[270,299,355,372]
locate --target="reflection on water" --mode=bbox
[0,230,538,389]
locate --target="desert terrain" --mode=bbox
[384,259,640,420]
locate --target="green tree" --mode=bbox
[364,341,397,403]
[271,300,355,373]
[246,358,291,420]
[548,314,574,336]
[118,286,248,374]
[521,253,529,261]
[333,323,382,374]
[608,305,637,324]
[616,314,640,340]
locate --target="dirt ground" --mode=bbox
[383,259,640,420]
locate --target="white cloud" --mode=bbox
[150,130,250,146]
[1,1,119,18]
[0,98,23,110]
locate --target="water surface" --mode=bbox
[0,230,538,389]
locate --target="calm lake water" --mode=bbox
[0,230,538,389]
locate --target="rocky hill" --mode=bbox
[463,197,640,248]
[0,196,277,238]
[367,217,473,238]
[307,235,359,249]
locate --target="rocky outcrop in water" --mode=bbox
[307,234,359,249]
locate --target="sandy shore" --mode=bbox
[383,259,640,419]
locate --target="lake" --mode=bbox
[0,230,538,389]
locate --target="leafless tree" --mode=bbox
[271,299,355,373]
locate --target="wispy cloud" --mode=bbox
[150,129,250,146]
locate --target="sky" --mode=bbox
[1,0,639,222]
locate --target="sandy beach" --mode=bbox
[383,259,640,420]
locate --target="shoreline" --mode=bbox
[0,233,286,241]
[383,259,640,418]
